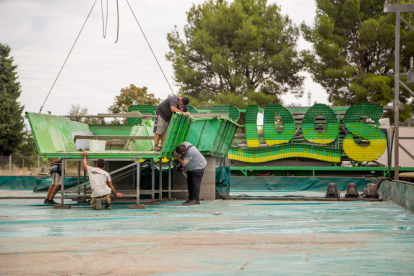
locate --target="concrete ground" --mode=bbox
[0,191,414,275]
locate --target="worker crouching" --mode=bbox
[82,152,123,210]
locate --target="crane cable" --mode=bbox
[40,0,174,113]
[101,0,108,38]
[115,0,119,43]
[126,0,175,95]
[39,0,98,113]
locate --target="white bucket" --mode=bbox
[89,140,106,152]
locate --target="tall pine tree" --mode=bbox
[0,43,25,156]
[166,0,304,109]
[301,0,414,121]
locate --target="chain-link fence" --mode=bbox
[0,156,83,176]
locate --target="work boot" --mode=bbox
[46,199,58,204]
[183,199,200,206]
[182,199,191,205]
[105,202,112,210]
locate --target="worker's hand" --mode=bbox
[173,151,179,158]
[82,151,88,158]
[115,192,123,198]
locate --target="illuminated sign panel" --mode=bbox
[228,103,387,163]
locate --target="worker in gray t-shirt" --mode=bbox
[174,142,207,205]
[153,96,190,151]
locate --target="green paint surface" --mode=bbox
[0,192,413,274]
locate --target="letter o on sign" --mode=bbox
[302,104,339,144]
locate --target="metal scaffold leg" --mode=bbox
[146,159,160,205]
[76,161,87,203]
[129,158,146,209]
[157,158,163,201]
[164,159,176,201]
[54,159,71,209]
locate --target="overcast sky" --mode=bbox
[0,0,328,117]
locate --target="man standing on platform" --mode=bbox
[82,152,123,210]
[153,96,190,151]
[174,142,207,205]
[44,158,61,204]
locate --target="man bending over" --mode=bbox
[153,96,190,151]
[174,142,207,205]
[82,152,122,210]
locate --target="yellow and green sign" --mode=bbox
[228,102,387,163]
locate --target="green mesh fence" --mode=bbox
[127,105,157,125]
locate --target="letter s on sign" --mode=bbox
[343,103,387,162]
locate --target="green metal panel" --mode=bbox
[27,111,237,159]
[197,120,220,152]
[124,126,153,151]
[215,121,231,157]
[211,120,227,156]
[27,113,77,154]
[211,105,240,121]
[67,120,90,132]
[89,125,133,136]
[220,122,237,157]
[185,120,204,147]
[127,105,157,125]
[161,113,192,157]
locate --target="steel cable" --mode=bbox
[101,0,108,38]
[39,0,98,113]
[126,0,175,95]
[115,0,119,43]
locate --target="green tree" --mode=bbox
[0,43,25,156]
[14,129,38,171]
[301,0,414,121]
[108,85,160,124]
[14,130,38,157]
[166,0,305,109]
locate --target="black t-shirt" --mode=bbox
[156,96,188,122]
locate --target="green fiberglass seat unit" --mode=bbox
[26,112,238,159]
[161,113,238,158]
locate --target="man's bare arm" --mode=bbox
[170,106,181,113]
[174,151,190,167]
[81,152,89,171]
[107,181,123,198]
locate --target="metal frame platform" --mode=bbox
[54,157,185,209]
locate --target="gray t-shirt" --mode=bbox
[156,96,189,122]
[181,142,207,171]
